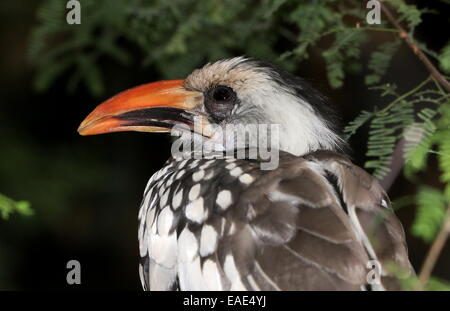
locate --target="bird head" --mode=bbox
[78,57,344,156]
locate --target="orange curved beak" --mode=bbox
[77,79,203,136]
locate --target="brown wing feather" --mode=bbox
[306,150,415,289]
[232,155,370,290]
[140,151,414,291]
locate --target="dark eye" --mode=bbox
[204,85,239,122]
[211,86,233,101]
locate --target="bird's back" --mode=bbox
[138,150,414,291]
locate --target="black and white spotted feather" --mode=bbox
[137,150,414,291]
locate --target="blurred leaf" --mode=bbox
[365,41,401,85]
[389,0,423,32]
[0,193,33,220]
[437,130,450,183]
[403,108,438,176]
[438,41,450,74]
[412,187,446,242]
[365,101,414,179]
[425,277,450,290]
[343,110,373,140]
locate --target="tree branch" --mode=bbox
[419,204,450,286]
[378,2,450,191]
[377,4,450,287]
[380,2,450,93]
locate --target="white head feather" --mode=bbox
[183,57,344,156]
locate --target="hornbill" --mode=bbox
[78,57,414,290]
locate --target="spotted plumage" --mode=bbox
[137,150,413,291]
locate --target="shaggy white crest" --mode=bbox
[184,57,343,156]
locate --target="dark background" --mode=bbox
[0,1,448,289]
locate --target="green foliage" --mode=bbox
[365,41,401,85]
[404,104,449,174]
[412,187,446,242]
[402,96,450,243]
[397,273,450,291]
[403,108,437,177]
[322,28,367,88]
[365,100,414,179]
[29,0,279,94]
[425,277,450,291]
[343,110,374,140]
[346,77,450,182]
[0,193,33,220]
[285,0,338,62]
[439,40,450,74]
[438,130,450,186]
[29,0,413,94]
[29,0,131,96]
[383,260,450,291]
[389,0,422,33]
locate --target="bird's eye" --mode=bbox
[204,85,239,122]
[211,86,233,101]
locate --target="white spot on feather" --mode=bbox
[200,224,218,257]
[160,189,169,207]
[224,254,246,290]
[157,206,174,236]
[216,190,233,210]
[177,160,188,169]
[146,207,156,228]
[165,174,174,188]
[185,198,207,223]
[226,163,237,170]
[192,170,205,182]
[178,227,198,260]
[177,227,208,290]
[202,259,223,290]
[176,169,186,179]
[230,167,243,177]
[239,173,254,185]
[149,229,177,268]
[189,184,201,201]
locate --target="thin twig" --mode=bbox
[419,205,450,286]
[380,2,450,93]
[360,26,400,33]
[380,77,431,113]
